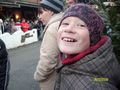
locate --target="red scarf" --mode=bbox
[61,36,108,65]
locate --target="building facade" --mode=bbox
[0,0,39,22]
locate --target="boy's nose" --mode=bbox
[65,25,75,33]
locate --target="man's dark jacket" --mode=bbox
[0,39,9,90]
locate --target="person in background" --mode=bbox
[54,3,120,90]
[65,0,77,8]
[10,18,17,34]
[0,39,10,90]
[65,0,89,8]
[33,20,42,40]
[21,18,29,32]
[34,0,64,90]
[15,19,21,31]
[4,19,11,34]
[0,19,4,34]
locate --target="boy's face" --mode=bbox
[38,8,53,25]
[58,16,90,55]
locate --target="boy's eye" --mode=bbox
[77,24,86,27]
[61,22,69,26]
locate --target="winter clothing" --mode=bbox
[54,3,120,90]
[34,12,63,90]
[54,36,120,90]
[4,22,11,34]
[60,4,104,46]
[0,39,10,90]
[40,0,64,13]
[33,21,43,40]
[10,21,17,34]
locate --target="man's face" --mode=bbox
[66,0,76,7]
[38,8,53,25]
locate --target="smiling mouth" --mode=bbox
[62,37,77,42]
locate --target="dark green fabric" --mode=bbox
[55,37,120,90]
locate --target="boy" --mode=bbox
[55,3,120,90]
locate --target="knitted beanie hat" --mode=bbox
[40,0,64,13]
[60,4,104,46]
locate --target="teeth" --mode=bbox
[63,37,75,42]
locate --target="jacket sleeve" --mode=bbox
[0,39,9,90]
[0,39,8,59]
[34,21,60,81]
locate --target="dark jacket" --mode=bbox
[0,39,10,90]
[55,36,120,90]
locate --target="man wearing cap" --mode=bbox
[34,0,64,90]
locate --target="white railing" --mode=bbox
[0,29,38,49]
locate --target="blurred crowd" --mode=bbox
[0,18,44,39]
